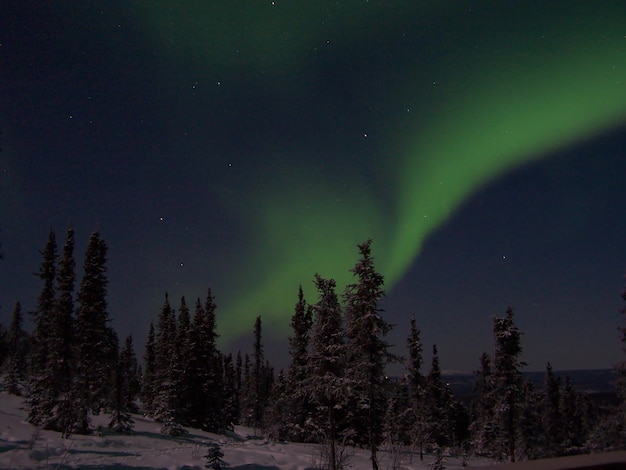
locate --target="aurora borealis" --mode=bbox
[2,1,626,371]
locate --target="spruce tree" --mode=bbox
[141,322,157,415]
[204,289,225,431]
[284,286,314,441]
[187,298,206,427]
[252,316,265,430]
[343,239,395,470]
[470,352,498,458]
[383,377,413,449]
[406,314,425,460]
[424,345,453,470]
[204,443,225,469]
[492,307,526,462]
[46,227,77,433]
[26,230,57,427]
[560,375,585,451]
[614,275,626,446]
[72,231,114,435]
[190,290,225,432]
[109,335,139,433]
[240,353,254,426]
[153,293,186,435]
[223,353,239,428]
[235,350,243,421]
[264,369,288,440]
[304,274,345,470]
[0,323,7,370]
[518,380,544,459]
[6,302,28,395]
[176,296,193,423]
[543,362,562,455]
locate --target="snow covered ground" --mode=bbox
[0,391,488,469]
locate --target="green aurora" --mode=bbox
[125,1,626,337]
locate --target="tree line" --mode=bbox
[1,230,625,469]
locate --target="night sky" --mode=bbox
[2,1,626,373]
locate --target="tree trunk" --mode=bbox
[329,405,337,470]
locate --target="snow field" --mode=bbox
[0,391,492,469]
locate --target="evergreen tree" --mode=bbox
[141,322,157,415]
[304,274,346,470]
[492,307,526,462]
[153,293,186,435]
[176,296,194,423]
[191,290,225,432]
[252,316,265,430]
[264,369,288,440]
[0,322,7,370]
[72,231,115,435]
[205,289,225,431]
[223,353,239,428]
[187,298,206,427]
[240,353,254,427]
[204,443,225,469]
[518,380,544,460]
[588,276,626,451]
[383,377,413,448]
[342,239,395,470]
[285,286,314,441]
[46,227,77,433]
[614,274,626,446]
[406,314,425,459]
[470,352,499,458]
[543,362,563,455]
[26,230,57,427]
[6,302,28,395]
[424,345,453,470]
[235,350,243,424]
[109,335,139,433]
[560,375,586,452]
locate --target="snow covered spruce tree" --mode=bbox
[589,274,626,450]
[474,307,526,462]
[240,353,254,426]
[47,227,78,435]
[343,239,396,470]
[284,285,314,441]
[222,353,240,428]
[494,307,526,462]
[109,334,140,433]
[5,301,28,395]
[470,352,497,457]
[175,296,194,423]
[424,345,454,470]
[71,231,117,435]
[304,274,347,470]
[542,362,563,456]
[406,314,426,460]
[26,230,57,427]
[613,275,626,447]
[141,322,157,415]
[152,293,186,435]
[191,290,226,432]
[252,315,265,429]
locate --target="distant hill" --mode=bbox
[443,369,617,397]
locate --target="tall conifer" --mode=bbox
[407,314,425,459]
[26,230,57,426]
[343,239,394,469]
[72,231,113,434]
[305,274,345,470]
[6,302,27,395]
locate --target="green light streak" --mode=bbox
[386,29,626,283]
[125,2,626,337]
